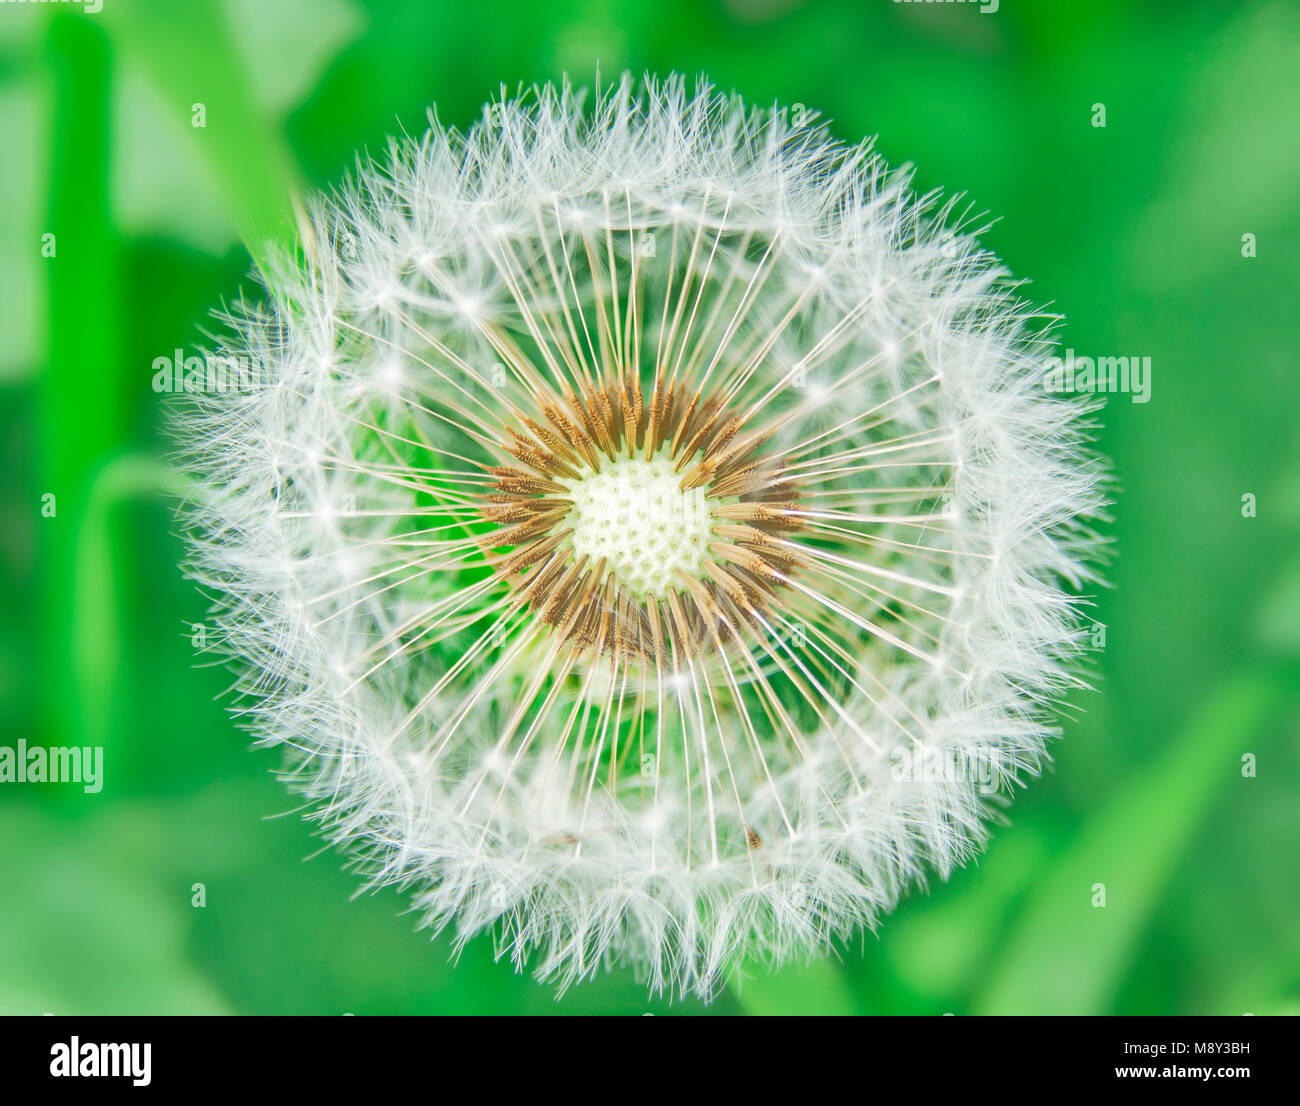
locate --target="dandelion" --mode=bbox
[179,74,1107,999]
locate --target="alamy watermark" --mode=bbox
[50,1038,150,1087]
[152,349,257,395]
[1,0,102,13]
[893,0,1000,15]
[890,744,1001,794]
[0,740,102,793]
[1044,349,1152,404]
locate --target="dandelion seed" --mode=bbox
[178,74,1107,1000]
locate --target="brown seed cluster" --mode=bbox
[478,370,805,663]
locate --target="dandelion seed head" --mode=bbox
[178,73,1106,1001]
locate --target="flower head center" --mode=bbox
[563,457,714,597]
[478,374,806,661]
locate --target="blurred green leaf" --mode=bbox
[101,0,304,270]
[973,672,1291,1015]
[0,806,230,1015]
[732,955,862,1016]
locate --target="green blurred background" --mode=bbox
[2,0,1297,1015]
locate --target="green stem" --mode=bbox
[40,12,122,747]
